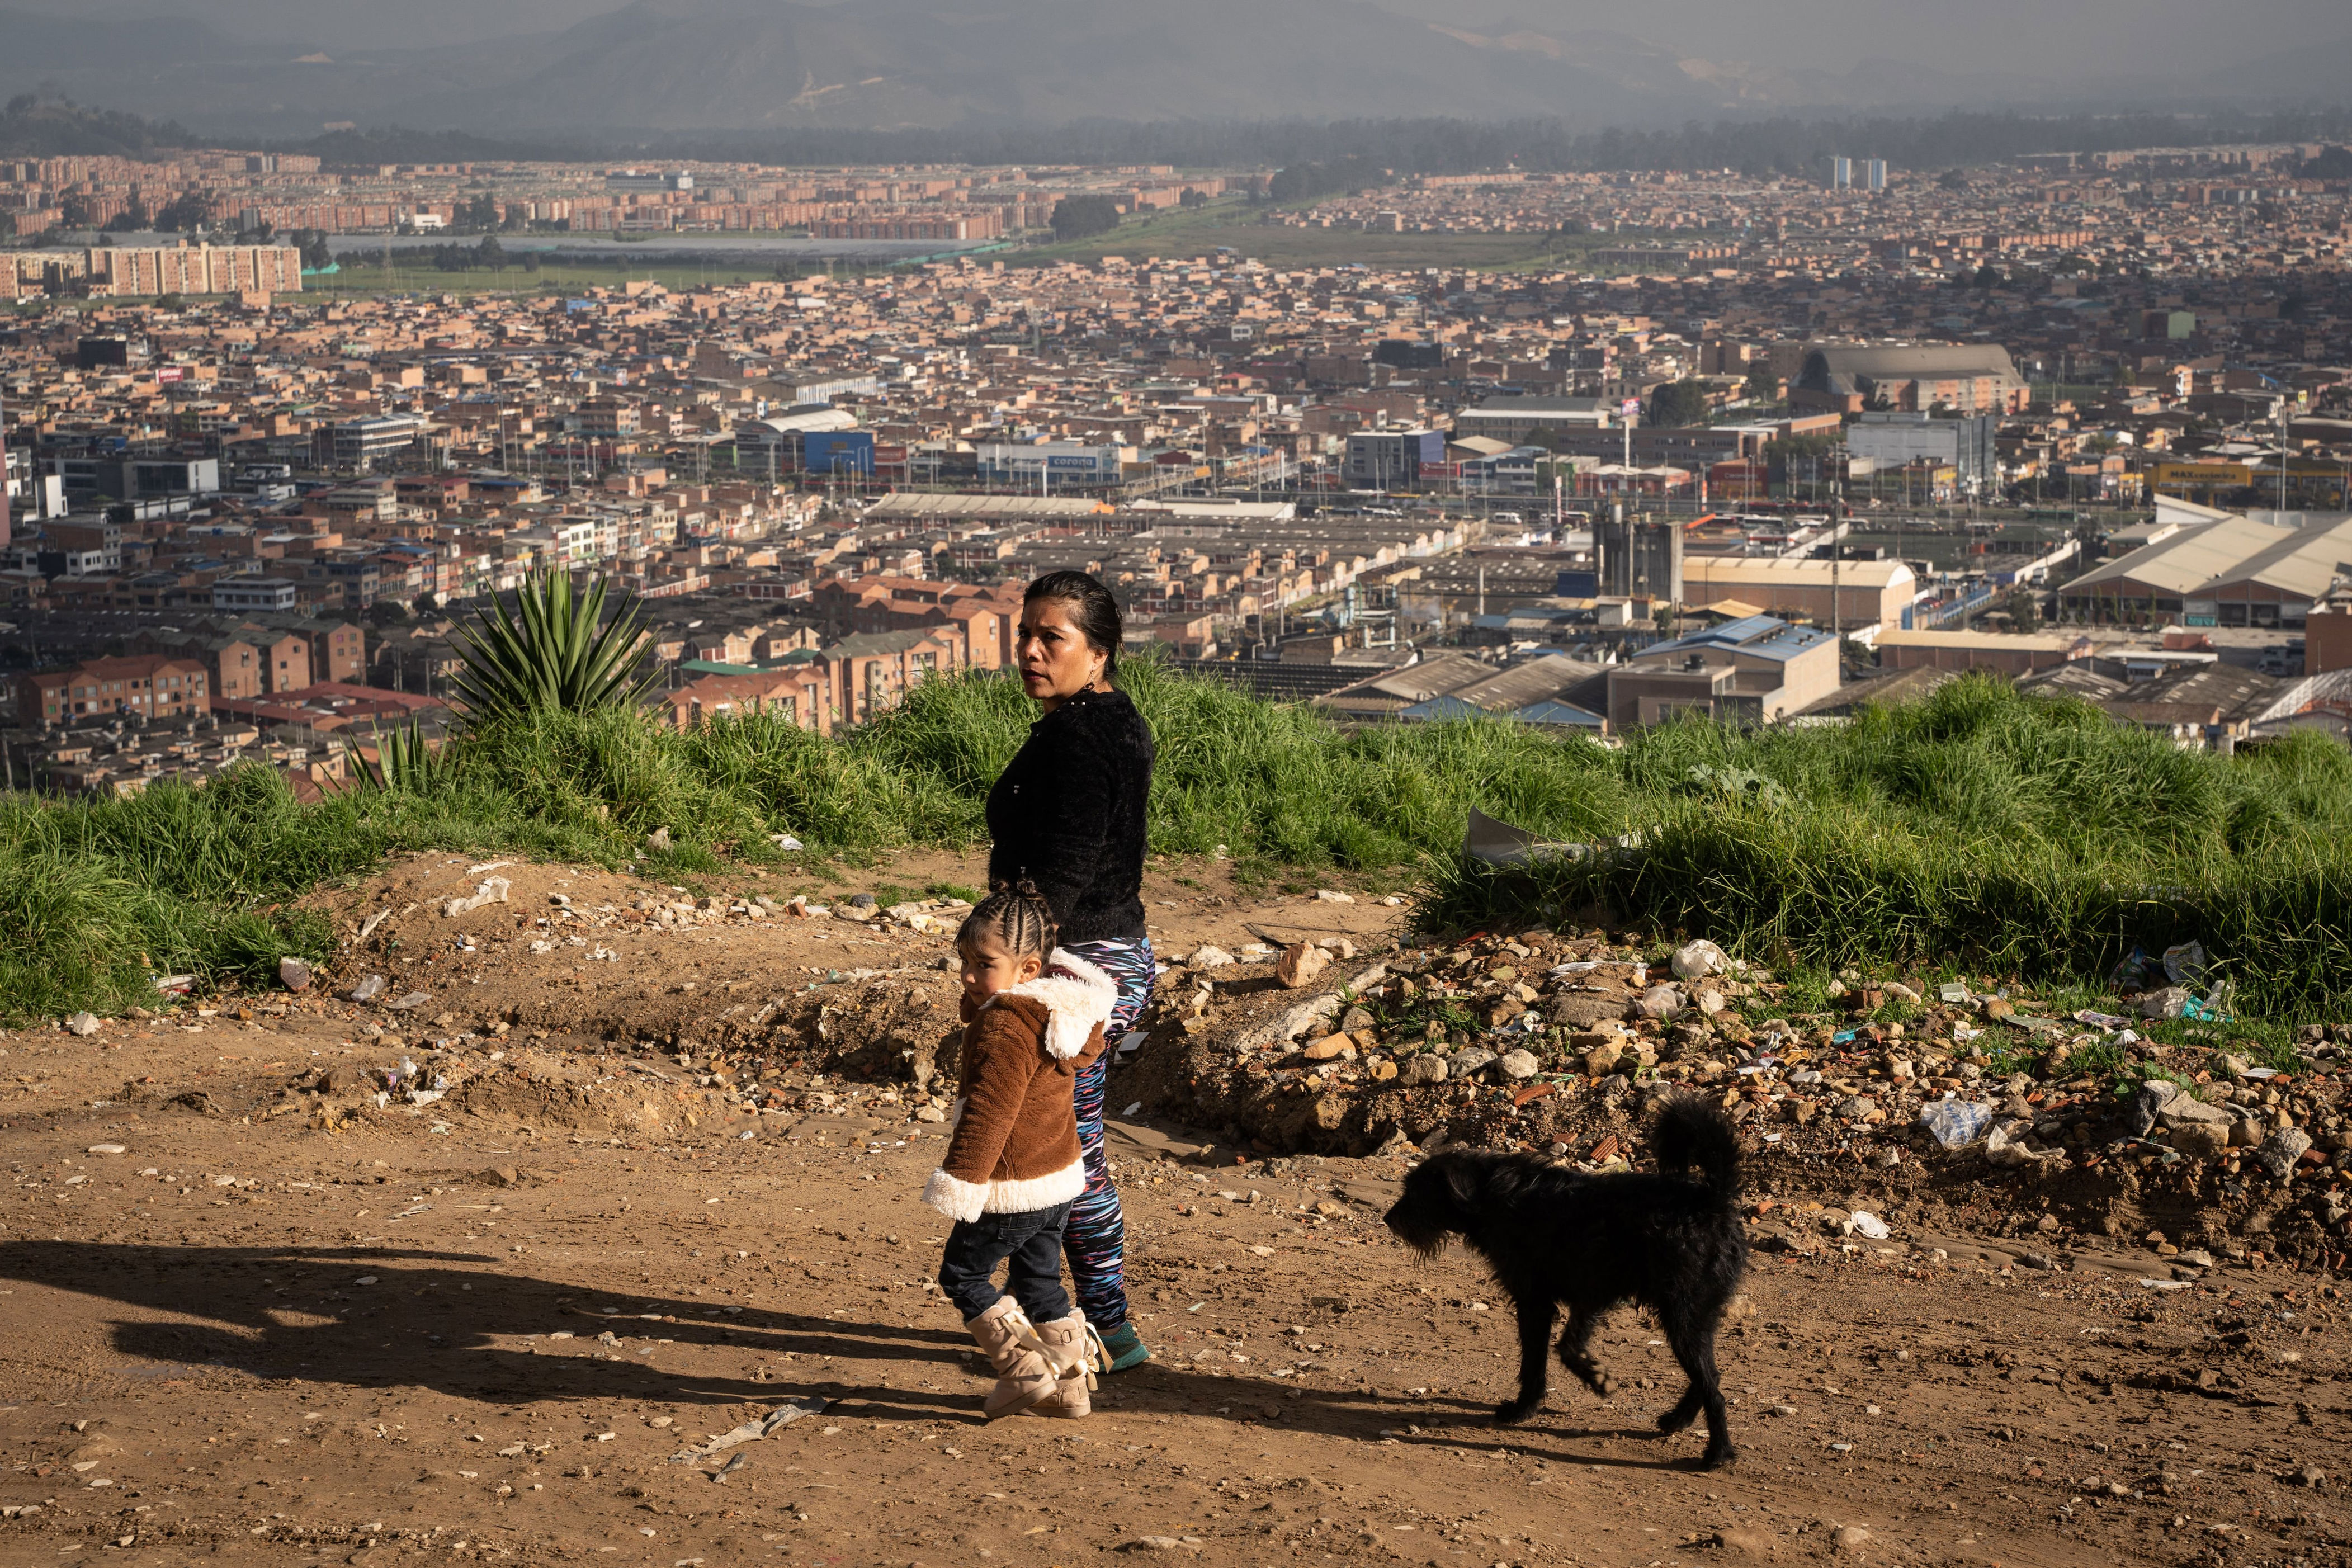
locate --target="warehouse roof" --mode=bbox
[1797,344,2025,396]
[1684,556,1916,590]
[2062,515,2296,597]
[2190,517,2352,602]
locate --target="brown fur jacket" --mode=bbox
[920,948,1117,1224]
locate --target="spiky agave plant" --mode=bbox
[346,718,456,795]
[448,570,661,723]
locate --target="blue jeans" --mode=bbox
[937,1200,1076,1324]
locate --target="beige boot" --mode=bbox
[1024,1314,1101,1419]
[965,1298,1056,1421]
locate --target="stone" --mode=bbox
[1276,942,1331,990]
[1981,996,2014,1021]
[2257,1128,2313,1180]
[1498,1049,1541,1081]
[1711,1525,1777,1556]
[1883,981,1922,1005]
[1301,1034,1356,1062]
[1397,1054,1448,1087]
[278,957,313,992]
[1448,1046,1499,1079]
[645,827,672,852]
[2229,1115,2265,1149]
[1698,990,1728,1016]
[63,1012,102,1036]
[2130,1078,2179,1136]
[2158,1096,2232,1131]
[1829,1524,1871,1555]
[1836,1094,1878,1123]
[1188,946,1236,969]
[2294,1467,2327,1487]
[1636,984,1685,1021]
[2138,986,2192,1021]
[2170,1121,2229,1160]
[1315,937,1359,960]
[1312,889,1355,904]
[1583,1041,1624,1075]
[1340,1005,1375,1032]
[1550,993,1633,1028]
[1670,940,1727,981]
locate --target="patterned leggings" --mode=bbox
[1059,938,1155,1333]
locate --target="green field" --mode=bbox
[4,663,2348,1028]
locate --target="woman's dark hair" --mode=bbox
[956,878,1058,959]
[1024,570,1123,684]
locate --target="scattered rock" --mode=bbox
[1498,1049,1541,1081]
[2257,1128,2313,1180]
[1712,1524,1777,1556]
[63,1012,101,1036]
[1276,942,1331,990]
[1312,889,1354,904]
[1447,1046,1498,1079]
[645,828,672,852]
[1397,1054,1448,1088]
[1829,1524,1871,1555]
[1188,946,1236,969]
[2170,1122,2229,1160]
[278,957,313,992]
[2129,1078,2179,1136]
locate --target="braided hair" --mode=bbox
[956,878,1058,959]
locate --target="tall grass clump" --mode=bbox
[1430,676,2352,1019]
[7,629,2350,1023]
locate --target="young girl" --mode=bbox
[922,882,1119,1420]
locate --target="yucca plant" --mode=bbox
[448,570,661,723]
[346,719,456,795]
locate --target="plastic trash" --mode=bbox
[2072,1009,2131,1031]
[1918,1099,1994,1150]
[1845,1211,1891,1240]
[1670,940,1727,981]
[769,833,804,852]
[2162,941,2209,988]
[345,974,388,1003]
[2109,946,2150,990]
[669,1398,826,1464]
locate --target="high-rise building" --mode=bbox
[1827,157,1853,190]
[1865,159,1888,192]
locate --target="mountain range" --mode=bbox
[2,0,2348,139]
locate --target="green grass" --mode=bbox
[4,665,2349,1026]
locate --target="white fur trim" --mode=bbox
[1000,948,1120,1060]
[979,1156,1087,1215]
[923,1168,988,1224]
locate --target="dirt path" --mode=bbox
[2,853,2348,1568]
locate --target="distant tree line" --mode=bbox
[0,92,195,159]
[1050,195,1123,241]
[1264,154,1387,202]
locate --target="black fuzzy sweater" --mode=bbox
[985,687,1156,946]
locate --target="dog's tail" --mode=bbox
[1653,1096,1741,1202]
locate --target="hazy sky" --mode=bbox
[46,0,2352,76]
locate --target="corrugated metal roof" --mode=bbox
[2192,517,2352,601]
[2064,516,2296,597]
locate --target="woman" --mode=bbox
[985,569,1156,1372]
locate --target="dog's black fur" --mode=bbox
[1383,1098,1748,1468]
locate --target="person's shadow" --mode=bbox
[0,1240,1701,1463]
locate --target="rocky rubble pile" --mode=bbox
[1109,927,2352,1269]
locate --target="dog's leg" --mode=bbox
[1555,1305,1610,1398]
[1662,1312,1735,1469]
[1493,1296,1555,1425]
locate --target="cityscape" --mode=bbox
[3,7,2352,1565]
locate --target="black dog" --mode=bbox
[1383,1098,1748,1468]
